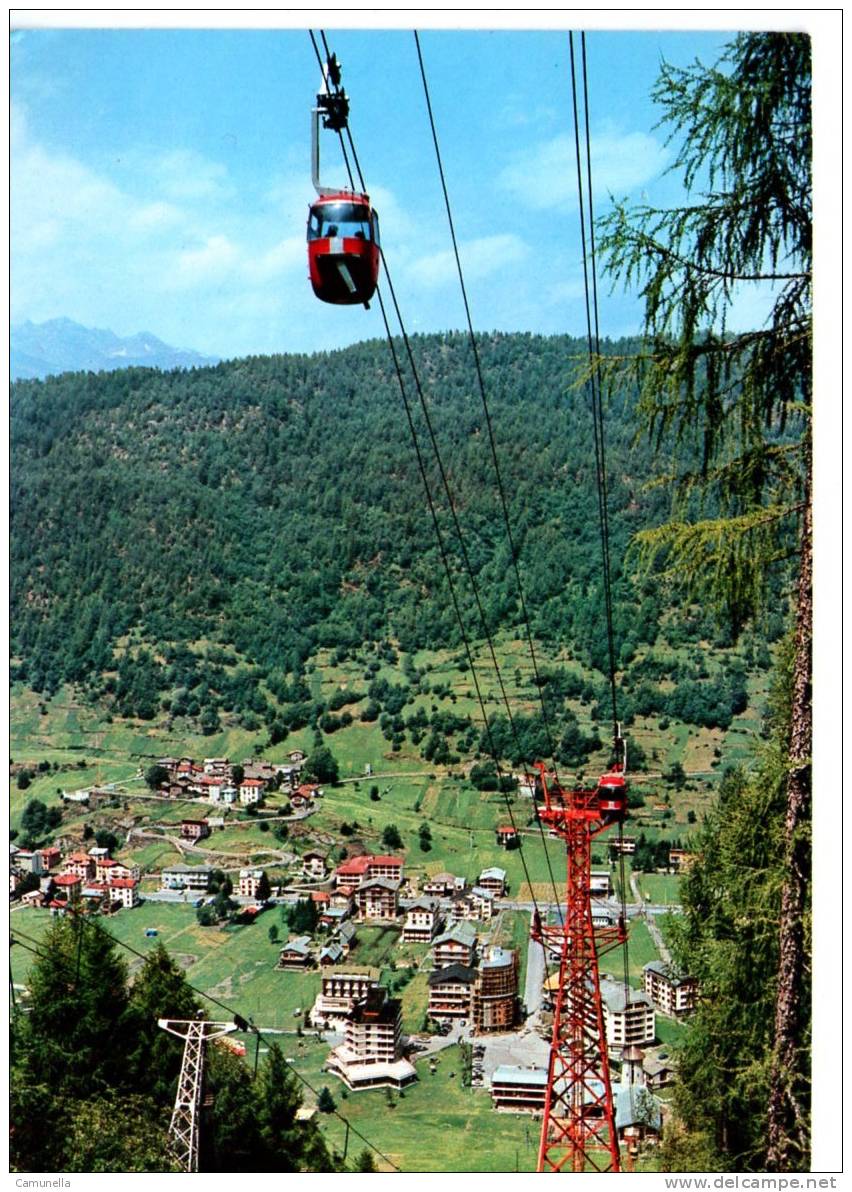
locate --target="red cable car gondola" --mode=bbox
[308,54,381,308]
[307,190,380,306]
[596,770,627,824]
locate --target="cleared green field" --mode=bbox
[634,872,682,905]
[287,1041,539,1172]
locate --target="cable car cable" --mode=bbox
[413,30,567,914]
[569,30,635,1127]
[308,32,561,954]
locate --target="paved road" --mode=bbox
[524,937,546,1019]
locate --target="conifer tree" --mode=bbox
[601,33,811,1168]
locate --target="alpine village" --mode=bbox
[9,29,814,1179]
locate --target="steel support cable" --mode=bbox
[315,38,563,926]
[372,282,558,963]
[10,922,399,1173]
[413,28,566,915]
[307,32,560,984]
[568,32,619,744]
[580,32,619,743]
[569,30,634,1128]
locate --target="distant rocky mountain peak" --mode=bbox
[10,317,219,380]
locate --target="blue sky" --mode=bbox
[12,23,738,359]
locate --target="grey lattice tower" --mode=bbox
[158,1018,237,1172]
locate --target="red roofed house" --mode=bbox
[107,878,140,909]
[239,778,266,806]
[190,774,223,800]
[335,855,372,894]
[311,890,331,904]
[94,857,119,882]
[368,855,404,882]
[53,873,83,901]
[335,854,404,894]
[38,847,62,871]
[496,825,519,848]
[64,853,96,881]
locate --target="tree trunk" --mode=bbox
[765,481,812,1171]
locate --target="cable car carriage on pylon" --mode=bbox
[307,54,380,308]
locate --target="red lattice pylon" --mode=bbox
[531,762,627,1173]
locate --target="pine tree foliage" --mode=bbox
[660,638,810,1171]
[600,32,811,632]
[599,32,812,1168]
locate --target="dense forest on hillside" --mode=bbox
[11,333,787,753]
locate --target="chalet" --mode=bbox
[355,878,399,921]
[311,890,331,905]
[320,905,351,929]
[320,941,345,967]
[88,847,111,860]
[215,786,238,805]
[427,963,476,1022]
[326,986,417,1091]
[239,778,266,806]
[190,775,223,800]
[496,825,519,848]
[477,867,507,897]
[590,869,613,896]
[643,961,698,1016]
[161,863,213,891]
[614,1084,663,1144]
[296,782,321,801]
[243,761,278,782]
[337,921,358,952]
[423,872,465,898]
[63,853,95,881]
[302,851,328,880]
[203,757,230,776]
[21,888,45,908]
[433,922,478,969]
[310,967,381,1028]
[643,1053,676,1091]
[288,750,307,763]
[469,886,497,921]
[164,779,194,799]
[9,866,24,895]
[238,868,266,899]
[668,848,696,872]
[181,819,211,842]
[107,878,140,909]
[401,898,443,942]
[277,936,313,970]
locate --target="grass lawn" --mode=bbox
[634,871,682,906]
[654,1014,689,1049]
[598,918,661,988]
[288,1041,539,1172]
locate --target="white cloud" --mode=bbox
[498,121,669,210]
[409,233,530,290]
